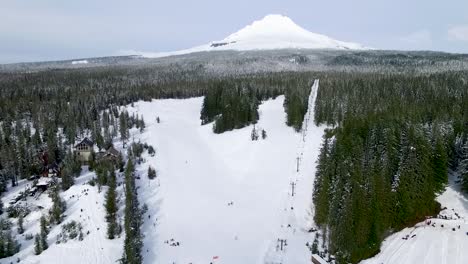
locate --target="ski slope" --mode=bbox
[2,80,326,264]
[126,80,325,263]
[262,80,326,264]
[362,173,468,264]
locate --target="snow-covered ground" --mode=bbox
[4,77,466,264]
[2,81,325,264]
[124,80,325,263]
[3,167,124,264]
[3,75,466,264]
[362,174,468,264]
[262,81,326,264]
[71,60,88,65]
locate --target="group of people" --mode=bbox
[164,238,181,247]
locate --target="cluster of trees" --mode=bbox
[0,66,171,197]
[122,159,143,264]
[283,78,312,131]
[34,187,65,255]
[0,218,20,258]
[105,170,119,239]
[312,72,468,263]
[34,216,49,255]
[328,51,468,73]
[200,73,314,133]
[61,150,82,191]
[0,117,47,192]
[250,126,267,141]
[92,157,123,240]
[49,187,66,225]
[201,81,260,133]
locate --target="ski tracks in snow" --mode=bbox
[263,80,324,264]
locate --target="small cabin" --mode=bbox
[36,178,52,192]
[74,137,94,163]
[96,146,121,165]
[41,162,61,177]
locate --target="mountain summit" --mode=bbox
[133,14,368,58]
[217,14,366,50]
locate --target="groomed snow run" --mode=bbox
[126,80,326,263]
[362,173,468,264]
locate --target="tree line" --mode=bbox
[312,71,468,263]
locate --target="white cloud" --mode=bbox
[400,29,432,44]
[448,25,468,42]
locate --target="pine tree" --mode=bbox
[40,216,48,235]
[61,150,80,191]
[147,166,156,179]
[32,129,42,148]
[106,170,118,239]
[311,235,319,254]
[139,117,145,133]
[251,126,259,141]
[40,216,48,250]
[119,111,129,146]
[34,234,42,255]
[147,146,155,157]
[17,214,24,234]
[50,188,65,224]
[5,231,19,256]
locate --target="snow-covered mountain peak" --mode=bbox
[224,14,306,41]
[217,14,367,50]
[129,14,369,58]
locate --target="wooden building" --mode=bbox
[74,137,94,163]
[96,146,121,165]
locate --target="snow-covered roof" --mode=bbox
[312,254,328,264]
[75,137,94,148]
[36,178,52,186]
[106,146,120,157]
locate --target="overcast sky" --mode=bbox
[1,0,468,63]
